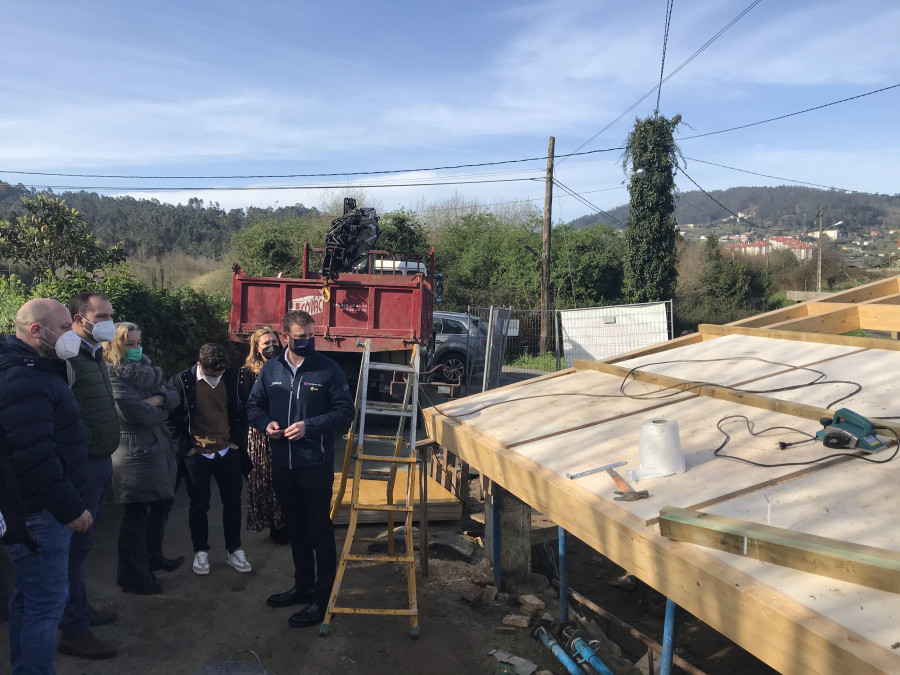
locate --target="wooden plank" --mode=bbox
[699,323,900,351]
[857,304,900,331]
[766,306,859,334]
[642,454,859,527]
[861,292,900,305]
[331,473,461,525]
[602,331,706,364]
[817,276,900,304]
[658,506,900,594]
[729,302,812,329]
[422,409,900,674]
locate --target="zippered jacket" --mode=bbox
[167,364,248,458]
[69,341,120,458]
[0,335,88,529]
[246,350,354,470]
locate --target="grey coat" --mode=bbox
[108,356,181,504]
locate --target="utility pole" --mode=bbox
[817,206,824,293]
[540,136,554,356]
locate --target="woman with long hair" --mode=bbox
[240,326,288,543]
[104,322,183,593]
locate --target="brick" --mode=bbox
[519,594,546,611]
[482,585,498,603]
[502,614,531,628]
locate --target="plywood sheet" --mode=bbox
[331,472,461,525]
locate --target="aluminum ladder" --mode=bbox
[322,340,422,638]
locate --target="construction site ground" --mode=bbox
[0,474,779,675]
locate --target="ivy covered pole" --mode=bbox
[622,114,682,303]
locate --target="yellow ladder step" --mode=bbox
[329,607,418,616]
[343,553,416,563]
[353,503,413,512]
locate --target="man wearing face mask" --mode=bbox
[246,310,354,628]
[169,343,251,577]
[0,299,92,675]
[55,292,121,660]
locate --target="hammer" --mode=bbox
[607,468,650,501]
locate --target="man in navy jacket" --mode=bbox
[246,309,354,628]
[0,298,92,674]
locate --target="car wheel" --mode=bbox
[438,353,467,385]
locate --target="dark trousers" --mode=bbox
[183,449,243,553]
[117,498,174,590]
[272,463,336,606]
[60,456,111,640]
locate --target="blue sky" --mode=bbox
[2,1,898,221]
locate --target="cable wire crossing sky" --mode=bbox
[2,1,898,217]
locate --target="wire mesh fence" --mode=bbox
[464,301,673,393]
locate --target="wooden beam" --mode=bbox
[602,331,706,364]
[819,276,900,304]
[857,304,900,331]
[765,306,859,334]
[658,506,900,594]
[729,302,812,329]
[422,409,900,674]
[699,323,900,351]
[861,292,900,306]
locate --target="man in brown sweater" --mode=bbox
[169,344,250,576]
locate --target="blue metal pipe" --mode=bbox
[558,526,568,623]
[536,628,582,675]
[661,598,680,675]
[568,631,615,675]
[492,485,502,590]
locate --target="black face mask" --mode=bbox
[290,336,315,357]
[261,344,282,360]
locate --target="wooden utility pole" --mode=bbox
[817,206,824,293]
[540,136,554,356]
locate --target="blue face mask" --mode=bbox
[290,336,315,357]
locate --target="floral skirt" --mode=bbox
[245,427,285,531]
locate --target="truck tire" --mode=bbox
[437,352,467,385]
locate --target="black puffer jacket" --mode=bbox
[0,335,88,527]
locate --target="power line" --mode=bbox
[656,0,676,114]
[677,166,776,233]
[16,176,542,193]
[0,147,623,181]
[553,179,626,227]
[677,82,900,140]
[560,0,762,163]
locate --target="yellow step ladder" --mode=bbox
[322,340,422,638]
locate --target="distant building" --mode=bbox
[724,236,813,260]
[809,228,839,240]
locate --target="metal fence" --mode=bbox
[465,300,673,394]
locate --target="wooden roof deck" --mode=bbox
[423,275,900,675]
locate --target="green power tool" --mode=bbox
[816,408,884,452]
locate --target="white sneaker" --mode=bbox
[192,551,210,575]
[226,549,252,573]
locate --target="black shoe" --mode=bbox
[120,582,163,595]
[58,631,118,659]
[269,526,290,546]
[288,603,325,628]
[87,604,117,627]
[267,586,314,608]
[150,555,185,573]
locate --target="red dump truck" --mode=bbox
[229,243,440,392]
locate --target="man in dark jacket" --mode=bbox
[169,343,251,577]
[246,310,354,628]
[0,298,92,675]
[58,292,120,660]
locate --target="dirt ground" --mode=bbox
[0,477,778,675]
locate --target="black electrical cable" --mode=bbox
[655,0,676,114]
[712,415,900,467]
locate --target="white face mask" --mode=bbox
[200,372,222,388]
[42,327,82,360]
[86,319,116,342]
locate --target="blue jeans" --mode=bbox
[60,456,111,640]
[3,511,73,675]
